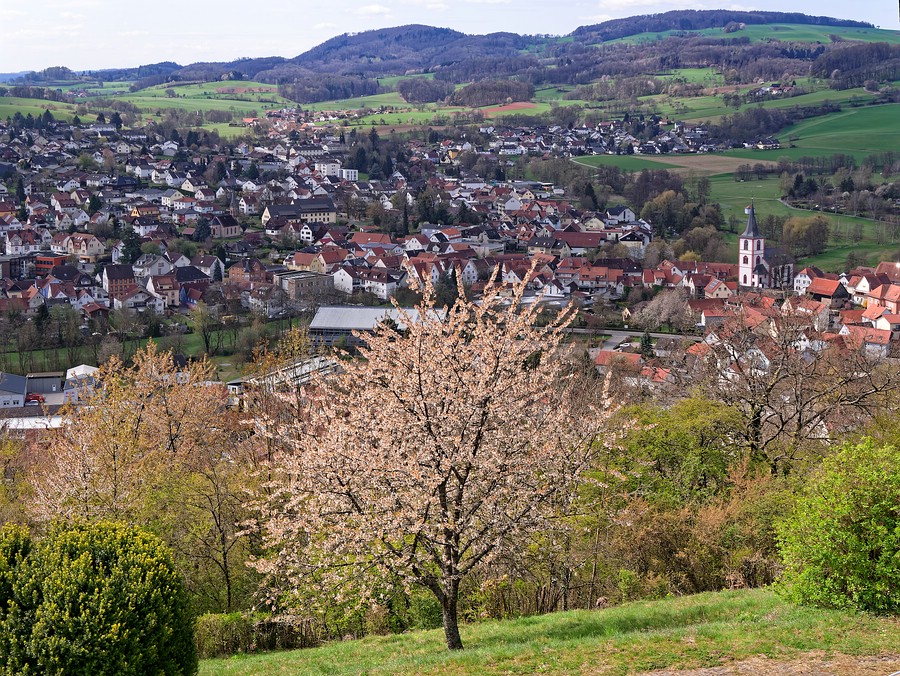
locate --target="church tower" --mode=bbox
[738,202,766,288]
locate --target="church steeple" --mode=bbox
[741,201,761,238]
[738,201,767,288]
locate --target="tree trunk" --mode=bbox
[441,587,464,650]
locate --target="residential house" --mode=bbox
[332,266,362,295]
[146,274,180,308]
[840,325,892,358]
[133,253,174,278]
[66,233,106,263]
[102,264,136,299]
[357,267,407,300]
[227,258,268,288]
[191,255,225,281]
[114,285,165,314]
[866,283,900,314]
[806,276,850,308]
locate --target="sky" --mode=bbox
[0,0,897,73]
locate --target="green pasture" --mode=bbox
[377,73,435,89]
[676,84,882,125]
[0,97,77,121]
[533,86,578,102]
[602,23,900,46]
[656,68,726,85]
[301,91,409,111]
[114,94,274,116]
[780,104,900,153]
[736,23,900,44]
[57,81,135,96]
[132,80,281,98]
[722,103,900,162]
[708,173,893,271]
[573,155,672,171]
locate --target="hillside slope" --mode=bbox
[199,589,900,676]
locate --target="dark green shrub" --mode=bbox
[0,521,197,675]
[777,439,900,614]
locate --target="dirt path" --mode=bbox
[638,652,900,675]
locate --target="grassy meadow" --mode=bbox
[604,23,900,46]
[574,155,673,171]
[0,97,77,121]
[198,588,900,676]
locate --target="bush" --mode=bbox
[776,439,900,614]
[195,613,254,658]
[194,612,316,659]
[0,521,197,675]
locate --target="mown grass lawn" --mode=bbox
[199,588,900,676]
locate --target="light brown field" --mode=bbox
[643,154,780,174]
[481,101,538,114]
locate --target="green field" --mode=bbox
[301,91,410,111]
[377,73,435,89]
[709,174,892,270]
[114,80,292,113]
[198,588,900,676]
[573,155,673,171]
[605,23,900,46]
[533,86,579,102]
[656,67,726,85]
[57,81,135,96]
[0,96,77,121]
[721,103,900,163]
[128,80,283,99]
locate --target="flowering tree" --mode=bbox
[253,273,607,650]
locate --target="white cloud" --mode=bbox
[398,0,449,8]
[355,4,392,15]
[462,0,511,4]
[313,22,337,30]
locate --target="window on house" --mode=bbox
[743,256,748,264]
[743,274,747,284]
[757,240,761,250]
[743,240,748,250]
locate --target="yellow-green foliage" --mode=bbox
[0,521,197,675]
[777,439,900,614]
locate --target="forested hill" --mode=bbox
[572,10,874,42]
[6,10,894,103]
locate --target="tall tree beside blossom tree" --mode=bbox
[252,271,609,650]
[27,343,257,613]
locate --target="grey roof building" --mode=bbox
[309,305,445,348]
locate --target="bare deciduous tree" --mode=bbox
[28,343,256,612]
[693,309,900,473]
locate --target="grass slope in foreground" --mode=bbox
[199,588,900,675]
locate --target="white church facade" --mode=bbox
[738,203,794,290]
